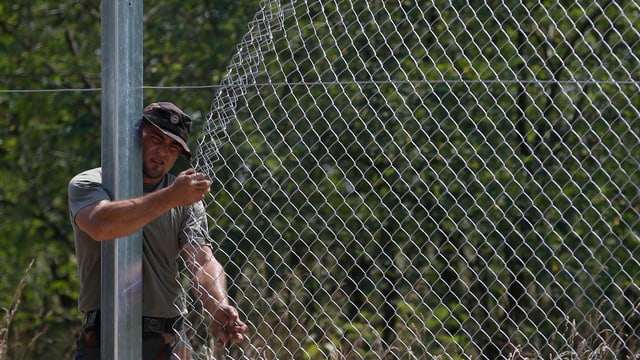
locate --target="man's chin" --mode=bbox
[143,168,166,182]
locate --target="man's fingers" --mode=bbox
[232,320,247,334]
[215,327,235,348]
[216,332,245,348]
[181,168,196,176]
[212,307,247,348]
[214,320,247,349]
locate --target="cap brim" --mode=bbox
[146,120,191,159]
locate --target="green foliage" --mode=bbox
[0,1,103,355]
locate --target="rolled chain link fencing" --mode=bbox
[178,0,639,359]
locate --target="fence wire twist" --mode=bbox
[181,0,639,359]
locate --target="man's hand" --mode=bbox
[167,169,211,206]
[211,304,248,348]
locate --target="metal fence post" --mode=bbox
[101,0,143,358]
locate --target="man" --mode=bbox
[69,102,247,359]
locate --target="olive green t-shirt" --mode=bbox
[68,167,209,317]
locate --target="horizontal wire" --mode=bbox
[1,78,637,94]
[0,84,226,94]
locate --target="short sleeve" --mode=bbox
[68,168,111,219]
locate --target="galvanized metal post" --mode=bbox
[101,0,143,358]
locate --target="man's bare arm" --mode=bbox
[75,169,210,241]
[184,243,229,310]
[183,243,247,348]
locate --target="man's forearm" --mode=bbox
[76,187,176,241]
[196,259,229,313]
[183,244,247,347]
[186,245,230,313]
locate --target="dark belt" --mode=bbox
[84,310,182,334]
[142,316,183,333]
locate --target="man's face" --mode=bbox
[141,124,183,183]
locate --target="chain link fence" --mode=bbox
[180,0,639,358]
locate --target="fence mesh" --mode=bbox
[181,0,639,358]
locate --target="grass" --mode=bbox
[0,260,34,360]
[507,317,634,360]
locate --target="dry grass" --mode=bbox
[507,317,632,360]
[0,260,34,360]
